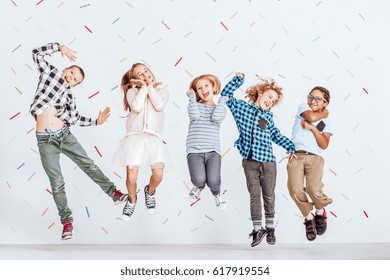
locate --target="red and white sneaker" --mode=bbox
[61,219,73,240]
[111,189,129,205]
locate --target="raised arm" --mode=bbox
[32,42,60,73]
[147,86,169,112]
[211,96,228,123]
[221,73,244,113]
[187,90,200,120]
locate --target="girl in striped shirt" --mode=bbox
[186,74,228,210]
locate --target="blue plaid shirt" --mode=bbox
[221,76,295,162]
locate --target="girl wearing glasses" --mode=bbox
[287,86,333,241]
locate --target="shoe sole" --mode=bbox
[146,209,156,215]
[122,215,131,222]
[62,232,74,241]
[251,233,266,247]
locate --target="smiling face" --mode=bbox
[307,89,327,112]
[133,64,155,85]
[256,89,278,110]
[61,66,84,88]
[195,78,215,104]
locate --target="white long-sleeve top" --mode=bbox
[125,85,169,137]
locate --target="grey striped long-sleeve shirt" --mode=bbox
[186,92,228,155]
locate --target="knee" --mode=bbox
[51,183,65,193]
[206,177,221,189]
[191,175,206,188]
[126,172,138,185]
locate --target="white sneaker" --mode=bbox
[122,198,136,221]
[189,186,203,202]
[213,193,227,210]
[144,185,156,215]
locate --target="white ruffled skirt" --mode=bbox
[112,132,168,168]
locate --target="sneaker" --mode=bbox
[315,208,328,235]
[249,228,267,247]
[122,197,136,222]
[213,193,227,210]
[189,186,203,202]
[304,215,317,241]
[61,219,73,240]
[144,185,156,215]
[111,189,128,205]
[266,227,276,245]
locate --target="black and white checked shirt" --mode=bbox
[221,75,295,162]
[29,42,96,126]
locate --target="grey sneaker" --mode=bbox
[144,185,156,215]
[213,193,227,210]
[249,228,267,247]
[189,186,203,202]
[111,189,128,205]
[122,197,136,222]
[61,219,73,240]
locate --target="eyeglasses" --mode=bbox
[307,95,326,103]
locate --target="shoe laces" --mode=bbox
[63,221,72,232]
[123,200,135,216]
[145,193,156,208]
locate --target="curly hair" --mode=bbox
[121,63,155,112]
[245,78,283,107]
[189,74,221,102]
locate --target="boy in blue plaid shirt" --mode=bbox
[221,72,296,247]
[30,42,128,240]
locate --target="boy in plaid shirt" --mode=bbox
[30,42,128,240]
[221,72,296,247]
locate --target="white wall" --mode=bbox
[1,0,389,244]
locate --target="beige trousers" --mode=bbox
[287,154,332,217]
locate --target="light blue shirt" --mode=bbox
[291,103,333,155]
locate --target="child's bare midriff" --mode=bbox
[36,106,65,132]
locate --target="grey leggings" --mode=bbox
[187,152,221,195]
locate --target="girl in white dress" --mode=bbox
[112,63,169,221]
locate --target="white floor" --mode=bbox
[1,243,390,260]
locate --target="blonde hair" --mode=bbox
[189,74,221,102]
[246,78,283,106]
[121,63,155,112]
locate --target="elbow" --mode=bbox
[320,143,329,150]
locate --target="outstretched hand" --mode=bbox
[59,45,77,62]
[97,107,111,125]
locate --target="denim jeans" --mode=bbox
[187,152,221,195]
[36,126,116,224]
[242,159,277,222]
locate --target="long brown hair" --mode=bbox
[189,74,221,102]
[245,78,283,106]
[121,63,154,112]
